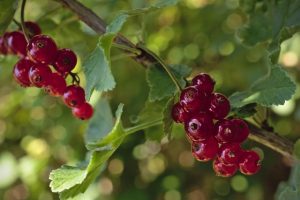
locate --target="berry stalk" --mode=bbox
[20,0,30,42]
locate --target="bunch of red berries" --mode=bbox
[0,21,93,120]
[172,73,261,177]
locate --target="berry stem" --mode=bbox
[124,119,162,136]
[137,44,183,92]
[112,43,142,55]
[20,0,30,42]
[13,19,22,29]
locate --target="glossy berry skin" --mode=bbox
[215,119,235,143]
[213,158,238,177]
[184,113,214,142]
[45,73,67,96]
[63,85,85,108]
[13,58,34,87]
[24,21,42,37]
[192,137,219,162]
[0,37,8,55]
[6,31,27,57]
[53,48,77,75]
[28,64,52,87]
[239,150,261,175]
[231,119,249,143]
[192,73,215,94]
[72,102,94,120]
[180,86,209,113]
[27,35,58,64]
[209,93,230,120]
[218,143,243,165]
[171,102,190,123]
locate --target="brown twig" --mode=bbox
[55,0,295,159]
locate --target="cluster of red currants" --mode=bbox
[0,21,93,120]
[172,73,261,177]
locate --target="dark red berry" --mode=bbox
[180,86,209,113]
[44,73,67,96]
[13,58,34,87]
[72,102,94,120]
[231,119,249,143]
[6,31,27,57]
[28,64,52,87]
[184,113,214,142]
[213,158,238,177]
[215,119,235,143]
[24,21,42,37]
[218,143,242,165]
[53,48,77,75]
[239,150,261,175]
[171,102,189,123]
[27,35,57,64]
[192,137,219,162]
[0,36,8,55]
[192,73,215,94]
[63,85,85,108]
[209,93,230,120]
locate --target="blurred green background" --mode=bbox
[0,0,300,199]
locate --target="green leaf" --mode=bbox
[163,97,175,139]
[0,0,18,35]
[275,163,300,200]
[238,0,300,61]
[83,14,129,100]
[229,64,296,108]
[147,64,191,102]
[231,103,257,118]
[293,139,300,160]
[50,104,125,199]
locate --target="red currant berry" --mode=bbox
[63,85,85,108]
[180,86,209,113]
[72,102,94,120]
[218,143,243,165]
[231,119,249,143]
[6,31,27,57]
[184,113,214,142]
[213,158,238,177]
[27,35,57,64]
[44,73,67,96]
[192,137,219,162]
[209,93,230,120]
[171,102,189,123]
[0,36,8,55]
[215,119,235,143]
[192,73,215,94]
[24,21,42,37]
[239,150,261,175]
[53,48,77,75]
[13,58,34,87]
[28,64,52,87]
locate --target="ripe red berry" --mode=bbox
[44,73,67,96]
[192,73,215,94]
[209,93,230,120]
[13,58,34,87]
[27,35,57,64]
[213,158,238,177]
[28,64,52,87]
[218,143,243,165]
[24,21,42,37]
[72,102,94,120]
[0,36,8,55]
[239,150,261,175]
[53,48,77,75]
[6,31,27,57]
[171,102,190,123]
[231,119,249,143]
[180,86,209,113]
[215,119,235,143]
[184,113,214,142]
[63,85,86,107]
[192,137,219,162]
